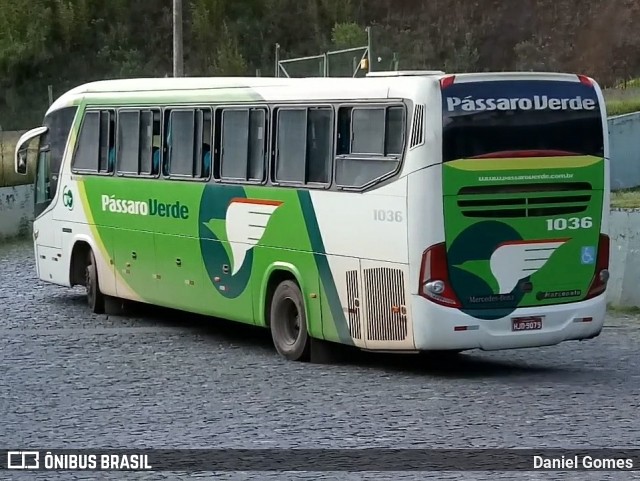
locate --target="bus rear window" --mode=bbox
[442,80,604,162]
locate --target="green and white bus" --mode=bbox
[15,71,610,362]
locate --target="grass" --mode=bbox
[603,86,640,116]
[607,304,640,315]
[611,188,640,209]
[605,98,640,116]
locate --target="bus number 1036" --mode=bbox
[546,216,593,231]
[373,209,403,223]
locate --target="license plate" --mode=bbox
[512,316,543,332]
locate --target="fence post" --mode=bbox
[173,0,184,77]
[366,26,373,73]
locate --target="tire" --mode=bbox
[269,280,310,362]
[86,250,105,314]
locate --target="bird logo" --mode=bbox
[223,198,282,276]
[489,239,569,294]
[446,220,572,320]
[198,184,285,299]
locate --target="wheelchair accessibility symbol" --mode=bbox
[62,186,74,211]
[581,246,596,265]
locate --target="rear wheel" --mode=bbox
[85,250,105,314]
[269,280,310,362]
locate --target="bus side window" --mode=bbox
[73,109,114,175]
[165,108,210,180]
[98,110,115,173]
[335,105,405,188]
[218,107,265,182]
[306,107,332,184]
[139,110,154,175]
[273,106,331,186]
[201,109,212,179]
[117,110,142,175]
[165,109,196,177]
[152,111,162,175]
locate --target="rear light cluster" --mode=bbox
[418,243,461,308]
[585,233,610,299]
[440,75,456,90]
[577,74,594,86]
[419,234,610,308]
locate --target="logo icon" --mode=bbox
[225,198,283,275]
[448,221,569,320]
[62,186,74,211]
[490,239,569,294]
[7,451,40,469]
[581,246,596,265]
[199,186,283,299]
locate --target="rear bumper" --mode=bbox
[411,293,606,351]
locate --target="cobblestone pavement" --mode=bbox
[1,240,639,480]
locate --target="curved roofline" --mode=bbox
[46,71,596,114]
[46,75,425,114]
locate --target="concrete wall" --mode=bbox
[609,112,640,190]
[0,185,33,241]
[607,209,640,308]
[0,130,32,188]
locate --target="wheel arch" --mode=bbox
[68,234,108,288]
[258,262,309,330]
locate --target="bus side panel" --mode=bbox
[249,188,338,340]
[155,232,207,313]
[308,182,413,350]
[321,255,365,348]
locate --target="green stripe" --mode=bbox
[297,191,354,346]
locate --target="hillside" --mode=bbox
[1,0,640,129]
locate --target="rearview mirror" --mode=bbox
[15,126,48,175]
[16,146,29,175]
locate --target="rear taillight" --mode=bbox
[419,243,461,308]
[585,234,610,300]
[440,75,456,90]
[578,74,594,87]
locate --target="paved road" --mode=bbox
[1,239,639,480]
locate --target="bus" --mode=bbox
[14,71,610,362]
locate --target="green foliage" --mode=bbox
[0,1,53,71]
[331,22,367,50]
[514,37,561,72]
[615,78,640,89]
[1,0,640,130]
[606,99,640,117]
[444,32,480,73]
[611,187,640,209]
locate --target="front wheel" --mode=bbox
[85,250,105,314]
[269,280,310,362]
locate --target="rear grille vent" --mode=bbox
[457,182,592,218]
[363,268,408,342]
[409,104,425,149]
[345,270,362,340]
